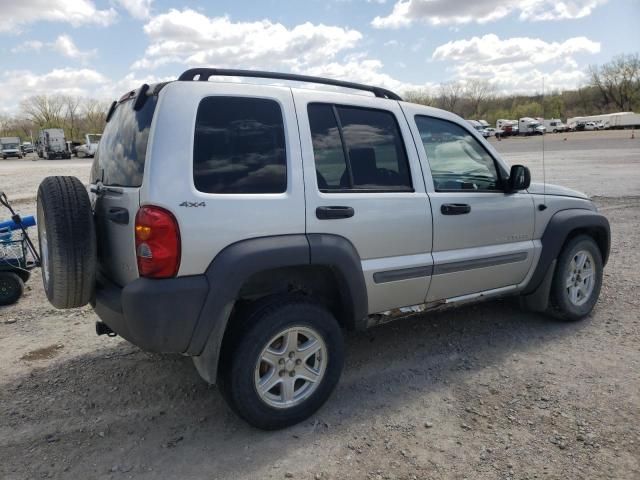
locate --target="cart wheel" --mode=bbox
[0,272,24,306]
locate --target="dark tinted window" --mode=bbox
[415,115,501,192]
[90,96,156,187]
[308,103,412,192]
[193,97,286,194]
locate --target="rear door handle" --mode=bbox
[441,203,471,215]
[107,207,129,225]
[316,206,355,220]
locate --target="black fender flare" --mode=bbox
[523,208,610,297]
[189,234,367,384]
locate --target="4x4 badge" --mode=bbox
[179,201,206,207]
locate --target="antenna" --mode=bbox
[541,76,547,209]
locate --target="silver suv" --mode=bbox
[36,68,610,430]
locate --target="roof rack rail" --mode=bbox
[178,68,403,101]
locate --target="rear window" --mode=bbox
[90,96,157,187]
[193,96,287,194]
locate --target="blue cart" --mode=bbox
[0,192,40,306]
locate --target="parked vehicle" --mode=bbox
[542,119,568,133]
[568,112,640,130]
[467,119,490,137]
[496,119,518,136]
[37,128,70,159]
[519,117,545,135]
[584,122,603,131]
[75,134,102,158]
[1,137,23,159]
[21,143,34,154]
[36,69,610,430]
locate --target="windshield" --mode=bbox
[3,143,18,149]
[87,134,102,144]
[90,96,157,187]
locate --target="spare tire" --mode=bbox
[37,176,96,309]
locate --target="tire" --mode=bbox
[549,235,603,321]
[36,176,96,309]
[217,296,344,430]
[0,272,24,306]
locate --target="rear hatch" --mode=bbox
[89,92,158,287]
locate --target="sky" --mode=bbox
[0,0,638,113]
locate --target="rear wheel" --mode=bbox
[0,272,24,306]
[217,297,344,430]
[550,235,603,321]
[37,176,96,308]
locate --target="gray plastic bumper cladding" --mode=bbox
[92,274,209,353]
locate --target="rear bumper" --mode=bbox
[92,273,209,353]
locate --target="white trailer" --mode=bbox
[37,128,70,159]
[519,117,545,135]
[567,112,640,129]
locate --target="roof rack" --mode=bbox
[178,68,403,101]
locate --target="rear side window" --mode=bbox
[193,97,287,194]
[308,103,412,192]
[90,96,157,187]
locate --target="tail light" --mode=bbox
[135,206,181,278]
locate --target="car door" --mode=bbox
[402,105,537,302]
[294,89,433,314]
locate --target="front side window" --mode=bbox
[193,97,287,194]
[308,103,412,192]
[415,115,502,192]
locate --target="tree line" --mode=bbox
[406,53,639,125]
[0,96,110,142]
[0,53,638,142]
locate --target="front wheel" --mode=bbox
[550,235,603,321]
[217,297,344,430]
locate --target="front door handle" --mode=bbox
[441,203,471,215]
[316,206,355,220]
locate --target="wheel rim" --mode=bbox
[254,326,328,409]
[565,249,596,306]
[0,276,17,301]
[38,209,50,287]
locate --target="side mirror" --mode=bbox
[506,165,531,193]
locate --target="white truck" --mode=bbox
[519,117,545,135]
[37,128,70,159]
[542,119,568,133]
[75,133,102,158]
[1,137,23,159]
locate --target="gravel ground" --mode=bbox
[0,130,639,479]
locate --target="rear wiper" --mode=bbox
[90,183,124,196]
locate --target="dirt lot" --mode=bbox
[1,130,639,479]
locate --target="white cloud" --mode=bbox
[301,59,434,94]
[432,34,601,92]
[11,41,44,53]
[0,68,108,113]
[51,35,97,61]
[114,0,153,19]
[0,0,117,32]
[133,9,362,71]
[372,0,607,28]
[10,35,96,63]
